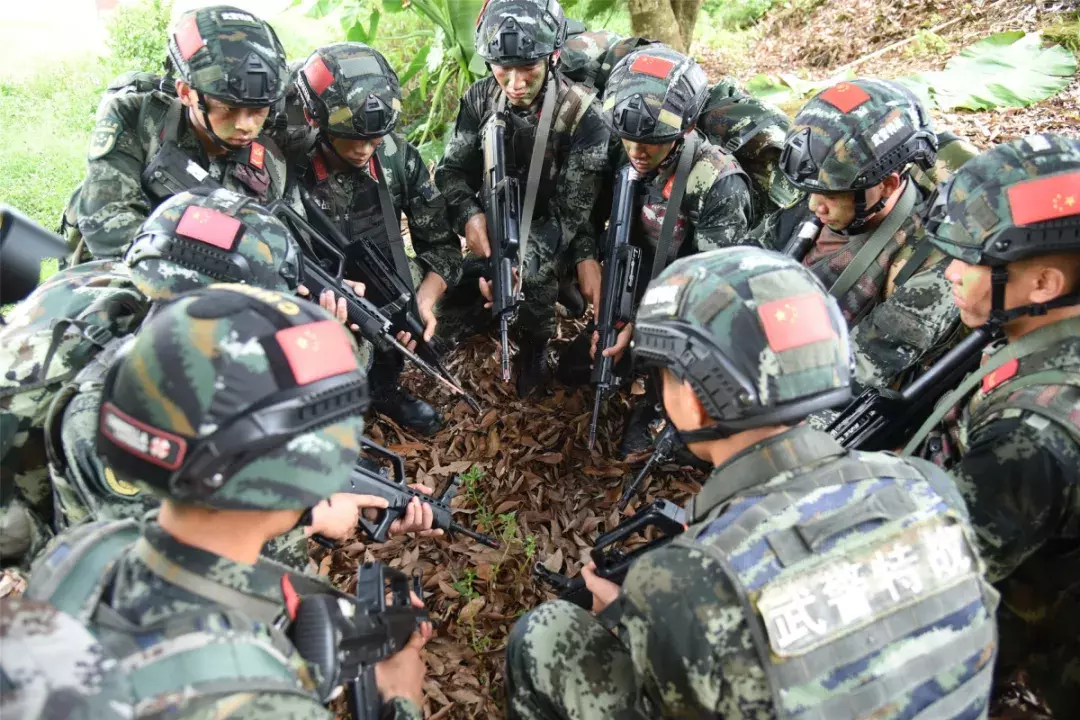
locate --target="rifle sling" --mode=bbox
[651,132,700,281]
[901,316,1080,454]
[372,153,415,292]
[513,75,557,269]
[829,179,917,299]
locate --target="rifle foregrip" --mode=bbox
[347,668,382,720]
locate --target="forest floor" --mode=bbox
[354,2,1079,718]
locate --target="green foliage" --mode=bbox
[904,30,951,58]
[1043,11,1080,55]
[451,568,480,600]
[105,0,172,74]
[703,0,779,30]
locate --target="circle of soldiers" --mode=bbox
[0,0,1077,718]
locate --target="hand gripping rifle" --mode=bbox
[827,325,997,450]
[588,165,642,449]
[616,424,676,510]
[298,191,479,411]
[284,562,428,719]
[481,111,523,382]
[268,202,478,408]
[533,499,686,609]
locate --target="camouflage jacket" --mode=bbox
[298,135,463,288]
[435,73,609,266]
[76,91,296,259]
[627,131,752,283]
[0,260,148,564]
[802,180,960,390]
[597,425,995,718]
[26,520,423,719]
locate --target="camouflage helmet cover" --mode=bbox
[928,134,1080,265]
[298,42,402,139]
[633,247,852,434]
[126,188,301,301]
[560,30,651,90]
[167,5,288,107]
[475,0,568,67]
[603,45,709,143]
[98,285,369,510]
[781,78,938,192]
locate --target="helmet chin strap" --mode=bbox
[835,188,888,235]
[987,264,1080,325]
[194,92,253,153]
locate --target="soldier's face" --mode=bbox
[491,61,546,107]
[808,175,898,232]
[177,81,269,147]
[946,256,1080,328]
[328,135,383,169]
[622,139,677,174]
[944,259,993,327]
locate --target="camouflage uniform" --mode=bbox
[560,29,651,91]
[435,61,608,342]
[508,247,998,719]
[910,135,1080,716]
[24,287,423,719]
[780,79,962,393]
[74,6,295,259]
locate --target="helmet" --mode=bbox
[632,246,852,443]
[97,285,369,510]
[167,5,288,108]
[126,188,301,301]
[927,133,1080,322]
[603,45,709,144]
[475,0,567,67]
[780,78,937,231]
[297,42,401,140]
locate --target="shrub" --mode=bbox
[106,0,173,74]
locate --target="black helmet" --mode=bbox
[475,0,568,67]
[603,45,709,144]
[297,42,401,139]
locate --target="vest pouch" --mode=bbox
[142,142,221,203]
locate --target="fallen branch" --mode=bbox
[832,15,967,74]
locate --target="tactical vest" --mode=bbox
[675,441,998,719]
[0,262,148,538]
[24,519,324,714]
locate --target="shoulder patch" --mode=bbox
[981,357,1019,393]
[88,119,122,160]
[311,154,328,182]
[249,142,266,170]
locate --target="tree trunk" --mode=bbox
[671,0,703,51]
[628,0,685,52]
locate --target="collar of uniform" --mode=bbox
[692,424,846,521]
[141,522,291,607]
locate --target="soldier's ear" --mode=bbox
[880,172,903,197]
[1028,259,1071,305]
[175,79,194,107]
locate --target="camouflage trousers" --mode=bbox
[505,600,642,720]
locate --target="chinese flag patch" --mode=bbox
[303,56,335,96]
[280,575,301,620]
[312,154,328,182]
[176,206,243,251]
[630,55,676,79]
[982,358,1019,393]
[276,320,358,385]
[1006,171,1080,226]
[174,15,206,61]
[758,293,836,353]
[818,82,872,113]
[249,142,265,170]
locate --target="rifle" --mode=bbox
[782,217,822,261]
[285,562,428,719]
[268,202,479,408]
[827,325,996,450]
[480,111,523,382]
[616,424,676,510]
[1,204,70,305]
[348,436,500,548]
[533,499,686,609]
[299,190,478,412]
[588,165,642,450]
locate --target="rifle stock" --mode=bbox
[617,425,677,510]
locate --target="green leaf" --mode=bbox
[306,0,343,19]
[446,0,485,76]
[346,8,380,43]
[400,45,432,86]
[468,50,488,76]
[381,0,407,13]
[582,0,617,21]
[914,31,1077,111]
[416,139,446,166]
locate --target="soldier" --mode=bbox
[292,42,463,436]
[903,134,1080,716]
[575,45,754,456]
[435,0,608,398]
[507,246,998,718]
[74,5,294,259]
[778,78,962,394]
[22,286,428,718]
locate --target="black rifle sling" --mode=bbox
[372,152,415,292]
[651,132,700,281]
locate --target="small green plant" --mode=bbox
[1044,11,1080,54]
[105,0,173,74]
[524,534,537,560]
[904,30,951,58]
[451,568,480,600]
[469,631,493,654]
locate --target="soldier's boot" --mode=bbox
[372,386,443,436]
[557,274,585,318]
[554,327,594,387]
[618,391,661,459]
[514,336,551,399]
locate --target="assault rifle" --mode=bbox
[783,217,822,261]
[616,424,677,510]
[533,499,686,609]
[588,165,642,449]
[827,325,996,450]
[1,204,70,305]
[268,202,479,408]
[481,110,522,382]
[298,191,478,411]
[349,436,500,548]
[285,562,428,719]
